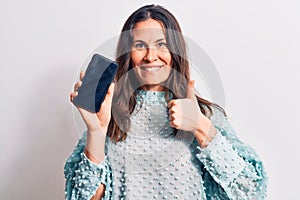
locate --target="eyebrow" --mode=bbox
[133,38,166,43]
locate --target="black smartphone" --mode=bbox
[72,54,118,113]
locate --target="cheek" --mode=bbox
[164,66,172,76]
[130,50,145,67]
[160,51,172,66]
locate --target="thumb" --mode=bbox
[186,80,196,100]
[104,82,115,103]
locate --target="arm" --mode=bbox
[83,128,112,199]
[84,148,106,200]
[195,108,268,200]
[66,72,115,199]
[64,132,112,200]
[167,80,267,199]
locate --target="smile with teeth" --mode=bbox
[140,66,162,72]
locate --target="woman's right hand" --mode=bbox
[70,71,115,134]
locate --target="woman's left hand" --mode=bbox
[167,80,217,148]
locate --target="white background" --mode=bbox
[1,0,299,199]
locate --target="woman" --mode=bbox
[65,4,267,200]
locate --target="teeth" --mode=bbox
[143,66,160,72]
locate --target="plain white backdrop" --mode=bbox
[1,0,299,199]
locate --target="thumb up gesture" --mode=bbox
[167,80,217,148]
[167,80,200,132]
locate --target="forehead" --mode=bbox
[132,19,166,41]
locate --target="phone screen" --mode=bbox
[73,54,118,113]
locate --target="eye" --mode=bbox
[134,43,146,49]
[157,42,167,48]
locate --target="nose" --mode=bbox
[143,47,158,62]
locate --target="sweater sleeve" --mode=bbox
[196,108,268,200]
[64,132,112,200]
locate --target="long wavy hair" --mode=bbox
[108,4,226,142]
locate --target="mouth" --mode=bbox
[140,65,162,72]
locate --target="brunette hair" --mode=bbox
[108,4,226,142]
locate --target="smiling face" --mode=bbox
[131,19,172,91]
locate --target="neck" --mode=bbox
[140,84,165,91]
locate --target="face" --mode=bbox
[131,19,172,91]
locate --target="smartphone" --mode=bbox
[72,54,118,113]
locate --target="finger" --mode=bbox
[168,106,177,114]
[74,81,82,91]
[169,112,174,120]
[167,100,177,108]
[79,71,85,81]
[169,120,179,129]
[71,91,78,98]
[103,83,115,103]
[107,82,115,95]
[70,91,78,102]
[186,80,196,100]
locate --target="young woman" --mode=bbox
[65,4,267,200]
